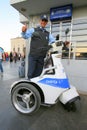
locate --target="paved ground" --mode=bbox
[0,61,19,80]
[0,61,87,130]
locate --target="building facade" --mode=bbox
[11,37,26,57]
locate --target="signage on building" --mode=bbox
[50,4,72,21]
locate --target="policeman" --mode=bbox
[21,14,55,79]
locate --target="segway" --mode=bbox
[10,41,80,115]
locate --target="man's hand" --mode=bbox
[51,42,57,48]
[22,25,27,32]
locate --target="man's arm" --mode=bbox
[49,34,55,44]
[21,25,34,39]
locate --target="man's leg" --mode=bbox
[33,56,44,77]
[27,55,37,79]
[0,59,3,73]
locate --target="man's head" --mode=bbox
[40,14,48,28]
[40,14,48,22]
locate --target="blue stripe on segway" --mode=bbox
[38,78,70,88]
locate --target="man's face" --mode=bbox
[40,19,48,28]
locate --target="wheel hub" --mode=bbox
[22,94,30,103]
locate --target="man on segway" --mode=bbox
[21,14,55,79]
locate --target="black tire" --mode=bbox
[67,102,77,112]
[11,83,41,115]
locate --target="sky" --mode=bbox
[0,0,22,52]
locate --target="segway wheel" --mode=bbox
[11,83,41,115]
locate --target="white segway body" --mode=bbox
[30,53,79,104]
[10,42,80,115]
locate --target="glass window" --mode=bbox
[51,17,87,60]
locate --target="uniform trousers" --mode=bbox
[27,54,45,79]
